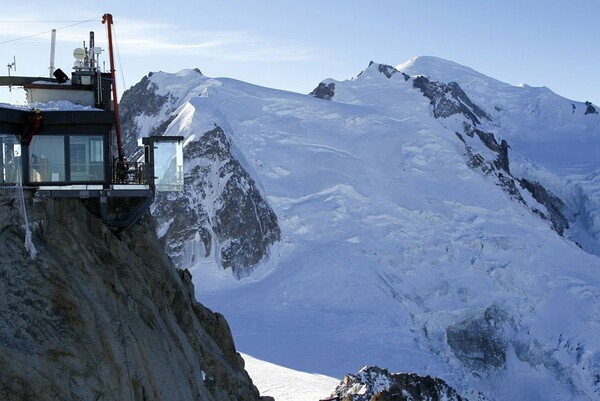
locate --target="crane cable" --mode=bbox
[111,23,127,92]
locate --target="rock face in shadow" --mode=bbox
[152,126,281,277]
[413,76,490,125]
[446,306,508,371]
[519,178,572,235]
[0,197,261,401]
[326,366,469,401]
[585,101,598,115]
[310,82,336,100]
[119,74,173,160]
[364,61,410,80]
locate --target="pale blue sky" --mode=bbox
[1,0,598,104]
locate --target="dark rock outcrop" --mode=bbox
[0,197,261,401]
[585,101,598,115]
[326,366,469,401]
[519,178,572,235]
[413,76,490,125]
[374,62,409,80]
[310,82,336,100]
[461,123,510,173]
[152,126,281,276]
[455,131,524,203]
[446,306,507,371]
[375,62,397,79]
[356,62,410,81]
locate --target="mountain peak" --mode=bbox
[357,61,410,81]
[396,55,485,82]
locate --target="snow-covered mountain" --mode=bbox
[120,56,600,401]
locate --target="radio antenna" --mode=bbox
[7,56,16,76]
[7,56,16,91]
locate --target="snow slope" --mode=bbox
[396,56,600,257]
[240,353,338,401]
[124,58,600,400]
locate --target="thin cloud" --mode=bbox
[114,23,317,62]
[120,36,317,62]
[0,15,319,63]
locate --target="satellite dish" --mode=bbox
[73,48,86,60]
[73,60,84,68]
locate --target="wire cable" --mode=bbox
[111,23,127,93]
[0,20,93,23]
[0,17,101,46]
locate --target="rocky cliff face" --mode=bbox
[119,72,281,276]
[0,195,261,401]
[152,126,281,277]
[413,75,490,125]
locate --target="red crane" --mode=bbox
[102,13,124,165]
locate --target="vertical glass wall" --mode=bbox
[1,134,21,185]
[70,136,105,182]
[154,141,184,192]
[28,135,106,184]
[29,136,65,182]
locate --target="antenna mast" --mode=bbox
[7,56,16,76]
[102,13,124,163]
[7,56,16,91]
[49,29,56,78]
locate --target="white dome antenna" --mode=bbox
[73,48,86,61]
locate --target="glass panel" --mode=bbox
[70,136,105,182]
[154,141,184,192]
[30,136,65,182]
[1,134,21,185]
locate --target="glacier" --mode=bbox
[119,56,600,401]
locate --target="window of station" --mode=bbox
[70,136,105,182]
[29,136,65,183]
[1,134,21,185]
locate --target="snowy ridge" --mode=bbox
[329,365,469,401]
[398,56,600,132]
[120,57,600,401]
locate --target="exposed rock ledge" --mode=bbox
[0,196,261,401]
[323,365,477,401]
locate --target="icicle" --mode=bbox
[16,161,37,260]
[23,220,37,260]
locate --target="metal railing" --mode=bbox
[112,160,147,185]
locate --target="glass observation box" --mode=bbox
[141,136,184,192]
